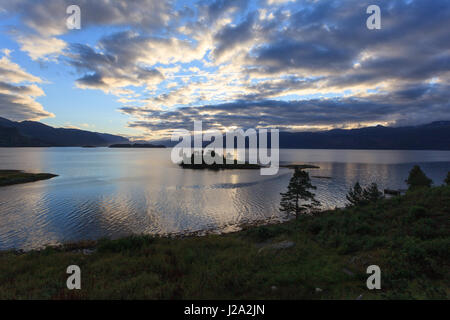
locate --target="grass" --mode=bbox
[0,170,58,187]
[0,186,448,299]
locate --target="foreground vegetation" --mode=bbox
[0,184,448,299]
[0,170,57,187]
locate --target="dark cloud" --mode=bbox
[200,0,250,22]
[66,37,165,92]
[212,12,257,59]
[2,0,174,35]
[120,81,450,134]
[251,0,450,79]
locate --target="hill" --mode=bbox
[2,117,450,149]
[109,143,166,148]
[152,121,450,150]
[278,121,450,149]
[0,117,128,147]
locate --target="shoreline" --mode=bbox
[2,216,291,254]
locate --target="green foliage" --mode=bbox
[406,165,433,190]
[97,235,156,253]
[280,168,320,218]
[445,172,450,186]
[297,185,450,298]
[242,224,291,242]
[346,182,383,207]
[408,206,427,219]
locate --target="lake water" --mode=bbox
[1,148,449,251]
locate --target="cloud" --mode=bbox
[0,55,42,83]
[3,0,450,134]
[2,0,175,61]
[2,0,173,37]
[120,80,450,137]
[67,37,166,95]
[0,53,54,121]
[200,0,250,23]
[212,13,258,61]
[17,35,67,61]
[266,0,296,5]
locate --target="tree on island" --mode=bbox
[280,168,320,218]
[406,165,433,190]
[445,172,450,186]
[346,182,383,207]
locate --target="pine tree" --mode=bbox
[280,168,320,218]
[346,182,366,206]
[406,165,432,190]
[346,182,384,207]
[445,172,450,186]
[362,183,383,203]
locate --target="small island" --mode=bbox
[280,164,320,169]
[0,170,58,187]
[109,143,166,148]
[179,151,262,170]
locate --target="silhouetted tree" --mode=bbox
[445,172,450,186]
[346,182,366,206]
[406,165,432,190]
[362,183,384,203]
[346,182,383,207]
[280,168,320,218]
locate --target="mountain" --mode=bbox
[151,121,450,150]
[0,117,129,147]
[277,121,450,150]
[1,116,449,149]
[109,143,166,148]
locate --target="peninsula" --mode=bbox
[0,170,58,187]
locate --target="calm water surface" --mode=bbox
[1,148,449,250]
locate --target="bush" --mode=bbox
[306,221,322,235]
[408,206,428,219]
[243,225,284,241]
[412,220,437,239]
[97,235,156,253]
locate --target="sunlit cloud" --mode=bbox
[0,52,54,120]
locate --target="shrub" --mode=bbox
[408,206,427,219]
[97,235,156,253]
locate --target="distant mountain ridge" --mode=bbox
[1,116,449,149]
[276,121,450,150]
[0,117,128,147]
[151,121,450,150]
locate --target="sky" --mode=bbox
[0,0,449,140]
